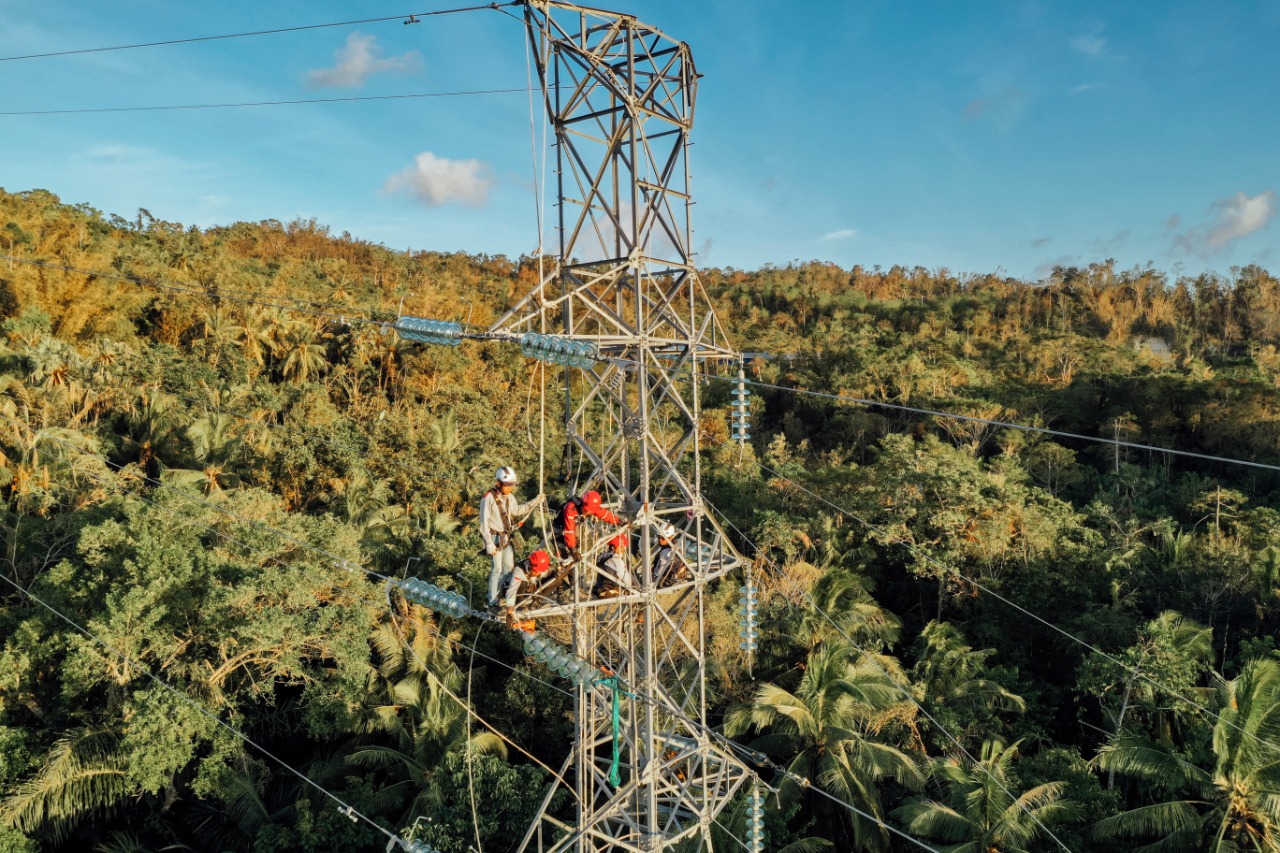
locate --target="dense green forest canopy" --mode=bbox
[3,185,1280,851]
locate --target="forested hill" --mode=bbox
[3,184,1280,851]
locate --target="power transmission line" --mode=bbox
[0,87,531,116]
[700,502,1075,853]
[7,375,941,852]
[0,3,520,62]
[724,374,1280,475]
[751,461,1280,776]
[19,250,1276,484]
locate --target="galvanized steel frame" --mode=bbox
[493,2,748,850]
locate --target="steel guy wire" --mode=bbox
[0,87,532,116]
[700,499,1076,853]
[0,567,407,849]
[752,461,1280,778]
[0,3,521,62]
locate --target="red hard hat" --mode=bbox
[529,550,550,573]
[608,534,628,550]
[583,490,602,507]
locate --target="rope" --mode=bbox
[597,675,624,787]
[465,622,486,853]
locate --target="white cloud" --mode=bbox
[1172,190,1277,255]
[84,144,158,160]
[383,152,494,208]
[1069,83,1105,95]
[307,33,422,89]
[1070,35,1106,55]
[819,228,857,242]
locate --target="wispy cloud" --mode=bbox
[383,151,493,208]
[1172,190,1277,255]
[819,228,857,242]
[1030,236,1052,248]
[1069,83,1106,95]
[1093,229,1131,256]
[307,33,422,89]
[1070,35,1106,55]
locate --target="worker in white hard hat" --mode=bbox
[479,466,543,612]
[651,521,691,588]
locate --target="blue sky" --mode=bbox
[2,1,1276,280]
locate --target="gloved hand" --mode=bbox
[504,607,516,629]
[569,547,581,562]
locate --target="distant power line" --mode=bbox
[0,2,519,62]
[0,87,532,116]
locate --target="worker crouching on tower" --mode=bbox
[593,534,635,599]
[480,466,542,613]
[540,489,621,597]
[651,521,692,588]
[498,549,551,627]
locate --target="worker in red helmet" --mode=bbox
[552,489,621,563]
[593,533,634,599]
[498,549,552,626]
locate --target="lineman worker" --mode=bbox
[651,521,692,588]
[552,490,621,563]
[539,489,623,598]
[498,549,552,626]
[480,466,542,612]
[593,533,635,599]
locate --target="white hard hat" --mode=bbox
[495,466,518,484]
[656,521,676,540]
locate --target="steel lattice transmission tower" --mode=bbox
[488,2,750,850]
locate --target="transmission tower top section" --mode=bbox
[491,0,735,362]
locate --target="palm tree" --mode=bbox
[1094,657,1280,851]
[725,641,924,850]
[277,325,329,385]
[796,571,901,653]
[349,604,504,824]
[894,739,1079,853]
[0,728,131,842]
[910,621,1025,750]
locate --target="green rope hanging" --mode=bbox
[599,675,623,787]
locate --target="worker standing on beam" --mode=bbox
[480,466,542,613]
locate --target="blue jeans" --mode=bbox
[488,538,514,605]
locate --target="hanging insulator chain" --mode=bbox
[392,316,464,347]
[520,332,599,368]
[746,778,765,853]
[397,578,472,619]
[731,363,751,442]
[521,629,601,689]
[739,572,759,654]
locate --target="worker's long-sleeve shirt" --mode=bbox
[501,559,539,605]
[556,500,621,549]
[479,489,538,555]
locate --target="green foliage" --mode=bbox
[3,186,1280,849]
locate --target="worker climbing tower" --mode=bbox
[488,2,749,849]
